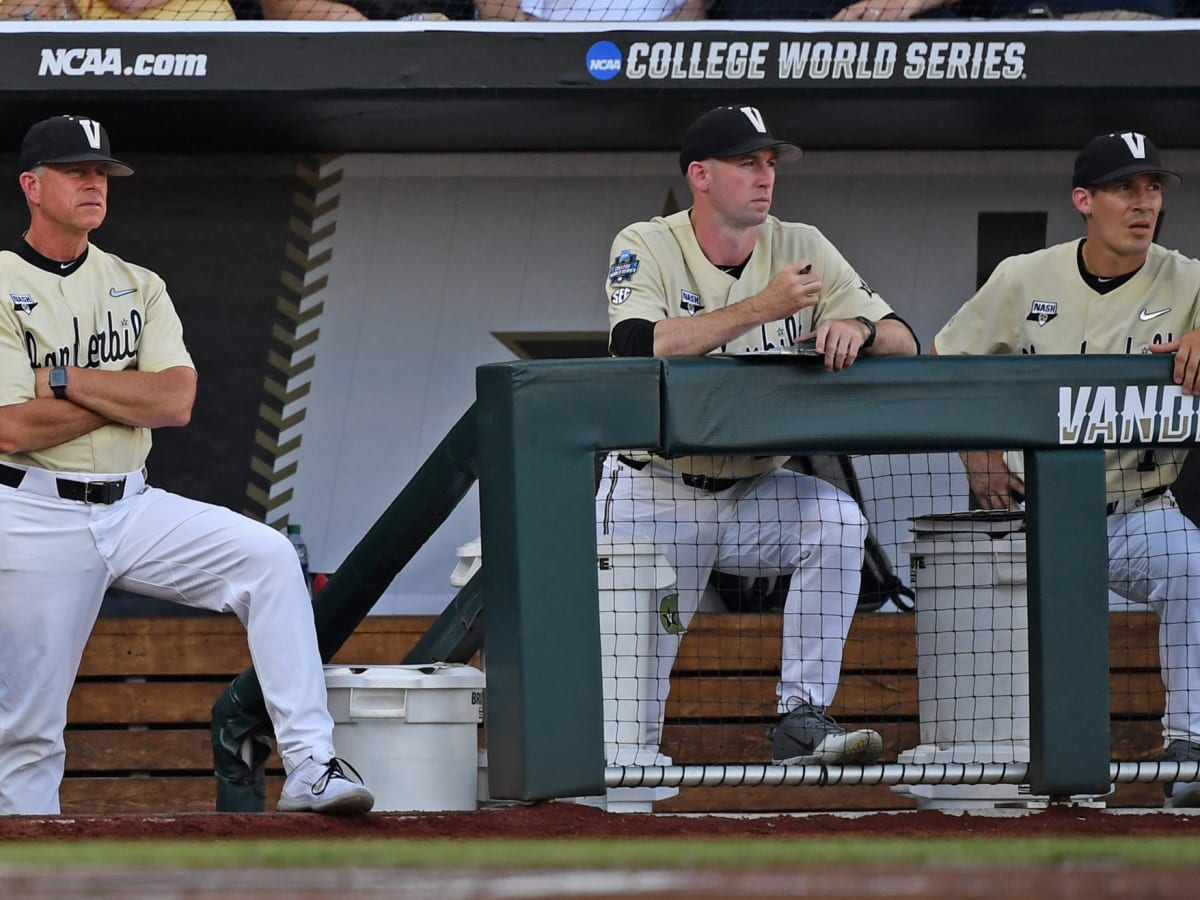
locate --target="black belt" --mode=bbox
[616,455,746,493]
[0,462,128,505]
[1107,485,1168,516]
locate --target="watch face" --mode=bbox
[50,368,67,388]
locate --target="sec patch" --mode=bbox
[610,287,632,305]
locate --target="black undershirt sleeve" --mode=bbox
[611,318,656,358]
[612,312,920,358]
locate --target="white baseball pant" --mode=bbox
[596,453,867,754]
[1107,489,1200,745]
[0,476,337,815]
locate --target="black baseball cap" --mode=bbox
[1072,131,1179,189]
[678,106,801,175]
[18,115,133,177]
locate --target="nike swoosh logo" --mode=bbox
[59,262,75,270]
[1139,308,1171,321]
[109,287,137,297]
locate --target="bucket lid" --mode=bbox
[323,663,485,690]
[910,510,1025,540]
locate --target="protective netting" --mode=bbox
[594,449,1186,800]
[2,1,1194,21]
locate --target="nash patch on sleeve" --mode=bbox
[10,294,36,315]
[609,250,640,284]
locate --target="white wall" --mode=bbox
[287,149,1200,613]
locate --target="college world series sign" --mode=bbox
[0,25,1194,92]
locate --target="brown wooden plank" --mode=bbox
[67,682,227,725]
[661,721,922,765]
[64,728,282,774]
[665,674,918,720]
[78,615,440,676]
[663,671,1162,722]
[659,720,1164,767]
[674,613,918,674]
[59,776,284,815]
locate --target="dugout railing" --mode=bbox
[212,353,1199,808]
[473,354,1196,802]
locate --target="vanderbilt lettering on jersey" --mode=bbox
[0,244,195,474]
[935,239,1200,500]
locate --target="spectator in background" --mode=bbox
[706,0,952,17]
[476,0,703,20]
[708,0,1171,18]
[3,0,235,17]
[261,0,476,18]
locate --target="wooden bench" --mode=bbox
[62,612,1166,814]
[656,610,1166,812]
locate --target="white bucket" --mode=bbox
[908,529,1031,748]
[324,663,485,812]
[897,514,1105,809]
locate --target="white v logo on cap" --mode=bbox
[1119,131,1147,160]
[739,106,767,135]
[78,119,102,150]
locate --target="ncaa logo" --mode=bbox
[586,41,622,82]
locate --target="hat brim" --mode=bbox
[713,138,802,165]
[33,153,134,177]
[1079,163,1180,189]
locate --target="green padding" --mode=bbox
[476,358,660,800]
[660,354,1182,455]
[1025,449,1111,796]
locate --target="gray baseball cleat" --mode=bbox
[277,757,375,815]
[1161,740,1200,809]
[769,701,883,765]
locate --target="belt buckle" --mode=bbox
[85,479,124,504]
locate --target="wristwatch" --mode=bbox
[854,316,877,350]
[49,366,68,400]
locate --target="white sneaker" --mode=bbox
[277,757,375,815]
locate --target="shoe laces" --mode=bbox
[312,757,364,796]
[782,697,837,727]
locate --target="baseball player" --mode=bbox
[0,115,373,815]
[596,105,919,766]
[933,130,1200,808]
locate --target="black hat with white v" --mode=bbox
[1073,131,1179,189]
[19,115,134,177]
[678,106,802,175]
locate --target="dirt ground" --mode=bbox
[1,804,1197,899]
[1,800,1196,840]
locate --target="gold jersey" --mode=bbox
[607,210,897,479]
[0,243,195,474]
[935,239,1200,501]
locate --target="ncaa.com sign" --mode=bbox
[38,47,208,78]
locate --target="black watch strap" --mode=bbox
[854,316,877,350]
[49,366,68,400]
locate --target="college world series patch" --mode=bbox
[609,250,639,284]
